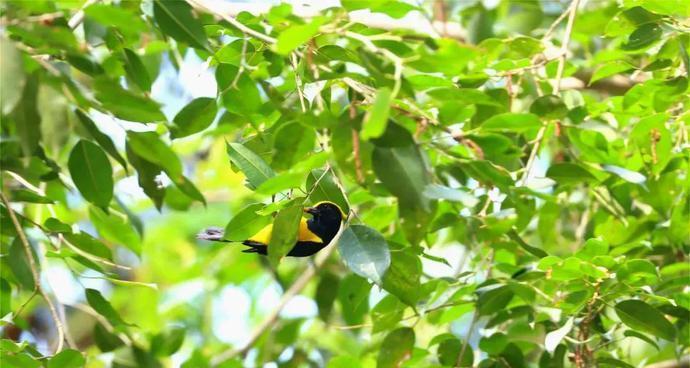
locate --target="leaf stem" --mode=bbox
[0,192,66,353]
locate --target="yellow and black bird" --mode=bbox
[198,201,346,257]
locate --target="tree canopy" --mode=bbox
[0,0,689,367]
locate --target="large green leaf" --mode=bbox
[68,140,113,210]
[93,78,165,122]
[372,123,434,244]
[481,113,542,132]
[75,110,128,170]
[13,74,41,157]
[1,37,26,115]
[477,285,514,316]
[122,48,152,91]
[382,249,421,306]
[267,201,304,264]
[361,88,392,140]
[85,288,128,327]
[171,98,218,139]
[89,206,142,255]
[276,20,321,55]
[64,232,113,260]
[223,203,272,241]
[47,350,85,368]
[614,300,676,341]
[226,142,275,189]
[437,338,473,367]
[337,225,390,285]
[306,169,350,214]
[153,0,208,50]
[126,142,165,210]
[377,327,415,368]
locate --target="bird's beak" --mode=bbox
[303,207,317,215]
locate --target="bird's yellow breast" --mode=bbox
[247,217,323,245]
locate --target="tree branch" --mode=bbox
[0,192,66,353]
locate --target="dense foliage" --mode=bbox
[1,0,689,367]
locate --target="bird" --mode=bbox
[198,201,346,257]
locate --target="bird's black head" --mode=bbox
[304,201,345,244]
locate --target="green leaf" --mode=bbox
[93,78,165,122]
[68,140,113,210]
[614,300,676,341]
[328,356,362,368]
[127,131,204,203]
[8,238,34,290]
[1,37,26,115]
[372,124,434,244]
[93,323,124,352]
[226,142,275,189]
[590,61,635,84]
[316,272,340,322]
[477,285,514,316]
[85,288,128,327]
[530,95,568,119]
[598,357,635,368]
[338,274,371,325]
[151,326,186,356]
[171,97,218,139]
[218,65,262,116]
[153,0,208,50]
[377,327,415,368]
[47,349,85,368]
[13,74,41,157]
[382,250,422,306]
[0,278,11,317]
[546,163,597,184]
[223,203,272,241]
[126,142,165,210]
[422,184,479,207]
[276,20,321,55]
[306,169,350,214]
[481,113,542,132]
[255,171,306,195]
[75,110,128,170]
[337,225,390,285]
[122,48,152,91]
[84,4,147,34]
[437,338,473,367]
[371,294,405,333]
[267,202,304,264]
[64,232,113,260]
[10,189,53,204]
[623,330,660,350]
[89,206,142,255]
[272,122,316,170]
[622,23,662,51]
[361,88,393,140]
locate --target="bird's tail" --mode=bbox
[196,227,230,242]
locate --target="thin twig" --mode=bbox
[290,53,307,113]
[456,250,495,367]
[0,192,66,353]
[186,0,277,44]
[519,0,580,186]
[67,0,99,29]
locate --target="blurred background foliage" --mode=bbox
[0,0,689,367]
